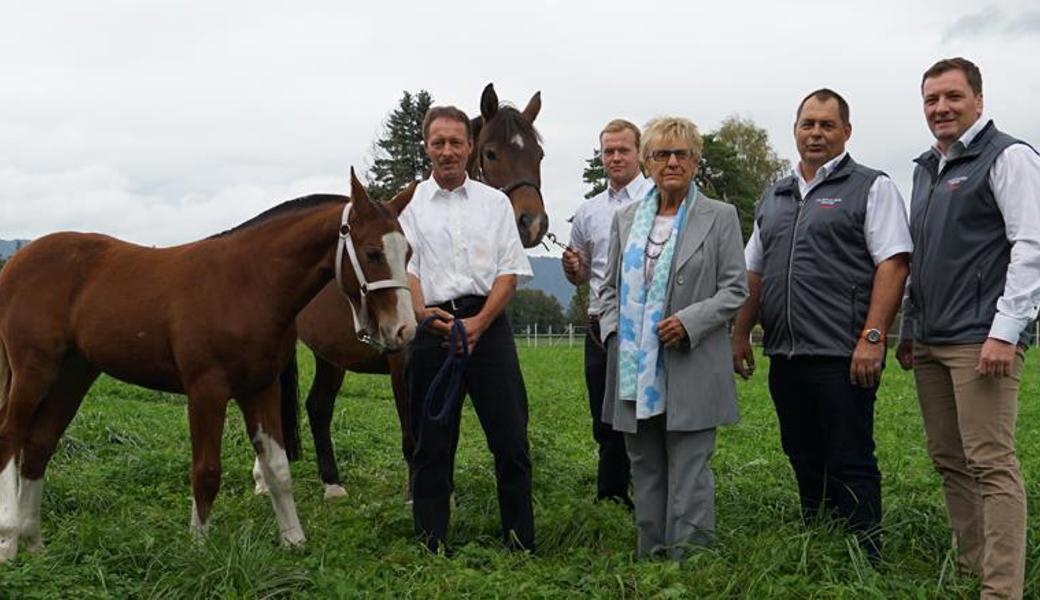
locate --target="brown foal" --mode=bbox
[0,172,415,561]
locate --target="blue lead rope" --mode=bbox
[418,316,469,425]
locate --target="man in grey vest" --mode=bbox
[731,89,912,559]
[563,118,650,507]
[897,57,1040,599]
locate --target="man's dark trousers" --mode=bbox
[768,355,882,554]
[407,297,534,552]
[586,317,631,504]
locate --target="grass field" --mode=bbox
[0,345,1038,598]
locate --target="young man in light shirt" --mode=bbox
[563,119,649,508]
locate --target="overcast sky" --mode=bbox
[2,0,1038,254]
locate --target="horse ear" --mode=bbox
[521,91,541,123]
[480,83,498,121]
[388,181,418,215]
[349,167,373,216]
[469,116,482,142]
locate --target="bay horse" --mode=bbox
[0,171,415,561]
[253,84,547,499]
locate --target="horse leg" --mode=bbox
[18,352,98,553]
[0,344,61,563]
[186,388,229,539]
[239,383,305,546]
[305,354,347,500]
[388,354,414,501]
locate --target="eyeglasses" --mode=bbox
[649,148,695,162]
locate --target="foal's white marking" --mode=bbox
[253,426,305,546]
[381,231,417,347]
[17,477,44,552]
[252,457,270,496]
[511,134,525,150]
[0,459,19,562]
[190,497,208,538]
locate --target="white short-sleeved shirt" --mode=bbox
[398,176,532,305]
[568,174,650,315]
[744,152,913,273]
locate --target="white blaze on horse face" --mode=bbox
[252,425,305,546]
[0,459,19,561]
[380,231,416,348]
[511,134,525,150]
[18,477,44,552]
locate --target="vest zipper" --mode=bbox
[785,192,806,358]
[975,271,982,318]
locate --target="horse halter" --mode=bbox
[476,152,543,202]
[334,202,409,350]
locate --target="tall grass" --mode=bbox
[0,345,1036,597]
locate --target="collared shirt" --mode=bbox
[398,175,532,305]
[745,152,913,272]
[568,173,651,315]
[929,116,1040,343]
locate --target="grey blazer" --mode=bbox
[599,193,748,433]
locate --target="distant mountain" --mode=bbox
[521,256,574,308]
[0,239,31,259]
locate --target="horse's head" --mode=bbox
[469,83,548,248]
[336,170,417,353]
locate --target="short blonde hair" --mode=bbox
[600,118,641,148]
[640,117,703,165]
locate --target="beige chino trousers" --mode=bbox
[913,342,1026,600]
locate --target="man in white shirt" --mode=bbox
[563,119,649,508]
[897,57,1040,599]
[731,89,912,559]
[398,105,534,553]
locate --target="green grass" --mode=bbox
[1,345,1039,598]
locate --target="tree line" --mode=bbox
[367,91,789,330]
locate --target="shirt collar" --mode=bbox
[430,174,472,198]
[608,173,647,203]
[794,151,847,187]
[932,114,987,161]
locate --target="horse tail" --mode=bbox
[279,346,302,461]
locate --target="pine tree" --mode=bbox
[582,149,607,199]
[367,90,433,201]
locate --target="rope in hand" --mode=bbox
[417,315,470,425]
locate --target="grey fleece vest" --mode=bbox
[908,120,1031,346]
[756,155,882,357]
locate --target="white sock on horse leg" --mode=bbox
[252,457,269,495]
[189,498,209,539]
[17,476,43,552]
[0,459,20,561]
[253,427,305,546]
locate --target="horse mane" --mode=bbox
[209,194,347,239]
[482,105,542,145]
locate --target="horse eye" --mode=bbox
[484,148,497,161]
[365,248,383,261]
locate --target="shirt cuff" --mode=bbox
[988,312,1029,344]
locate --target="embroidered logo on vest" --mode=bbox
[946,175,969,191]
[815,197,843,208]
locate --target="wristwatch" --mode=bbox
[862,328,884,344]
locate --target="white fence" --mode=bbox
[516,324,586,347]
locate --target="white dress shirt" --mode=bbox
[744,152,913,272]
[931,117,1040,343]
[569,174,651,315]
[398,176,532,305]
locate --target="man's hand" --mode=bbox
[458,315,488,354]
[850,338,884,388]
[731,334,755,380]
[896,340,914,371]
[418,307,454,338]
[976,337,1017,377]
[562,247,584,283]
[656,316,687,348]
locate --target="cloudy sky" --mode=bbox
[2,0,1038,252]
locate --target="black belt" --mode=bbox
[429,295,487,318]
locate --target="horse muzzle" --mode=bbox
[518,212,548,249]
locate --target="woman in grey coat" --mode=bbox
[599,116,748,558]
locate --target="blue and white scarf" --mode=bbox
[617,184,695,419]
